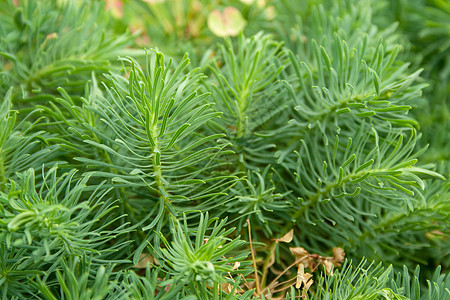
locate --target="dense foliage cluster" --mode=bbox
[0,0,448,299]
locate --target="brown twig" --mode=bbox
[272,276,296,290]
[225,273,246,294]
[240,273,253,291]
[261,240,278,289]
[271,277,297,293]
[264,257,307,293]
[247,219,260,295]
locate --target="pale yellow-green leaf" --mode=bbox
[239,0,255,5]
[207,7,246,37]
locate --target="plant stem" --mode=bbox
[151,124,172,216]
[261,240,278,289]
[247,219,260,295]
[236,87,249,138]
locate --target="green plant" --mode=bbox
[0,0,448,299]
[0,0,138,100]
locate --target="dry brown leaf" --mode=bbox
[46,33,58,40]
[290,247,313,268]
[221,282,233,294]
[296,262,315,294]
[332,247,345,266]
[232,262,240,270]
[295,263,305,289]
[426,230,446,239]
[302,278,314,298]
[276,229,294,243]
[323,260,334,276]
[133,253,154,269]
[290,247,309,258]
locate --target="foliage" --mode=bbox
[0,0,137,100]
[0,0,448,299]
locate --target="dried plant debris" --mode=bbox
[240,225,346,298]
